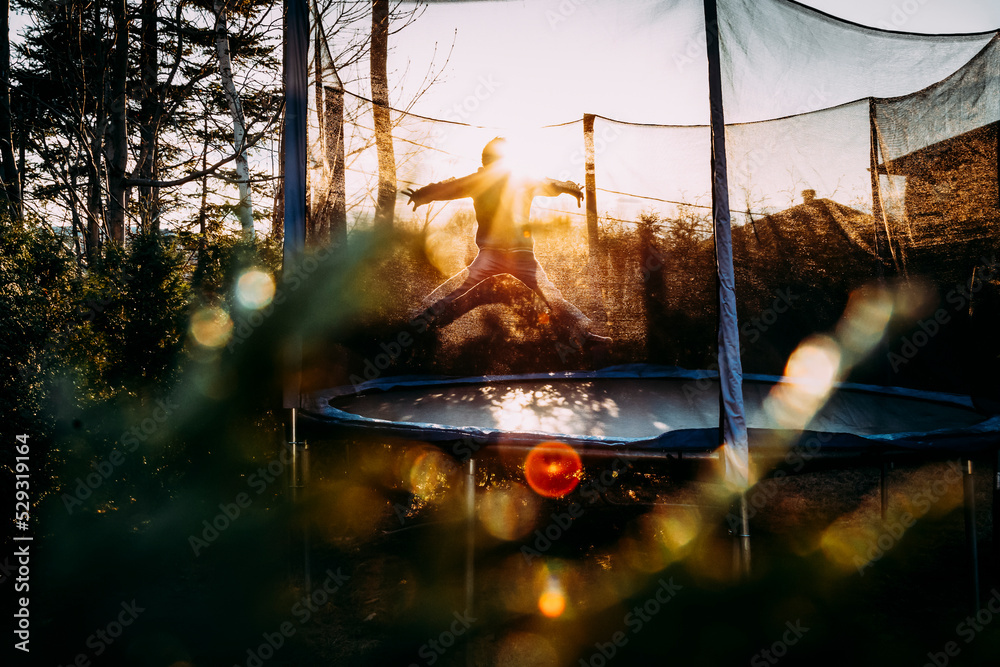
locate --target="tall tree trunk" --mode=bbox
[272,113,284,240]
[0,0,21,218]
[105,0,128,244]
[17,95,23,202]
[309,20,328,245]
[326,83,346,243]
[87,2,106,261]
[314,19,345,243]
[198,115,209,248]
[213,0,254,240]
[138,0,159,232]
[69,166,85,266]
[370,0,395,230]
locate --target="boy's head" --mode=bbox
[482,137,507,166]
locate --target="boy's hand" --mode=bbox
[567,182,584,207]
[401,187,422,210]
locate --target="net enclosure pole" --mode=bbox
[703,0,751,575]
[283,0,307,410]
[283,0,307,287]
[284,0,310,590]
[583,114,599,254]
[286,410,311,590]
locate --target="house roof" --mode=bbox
[877,121,997,178]
[733,196,878,262]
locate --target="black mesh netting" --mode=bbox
[304,0,999,399]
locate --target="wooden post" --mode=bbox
[964,458,980,612]
[583,113,599,255]
[869,98,886,279]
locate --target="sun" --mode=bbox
[489,135,547,181]
[493,126,583,181]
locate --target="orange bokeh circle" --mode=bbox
[538,589,566,618]
[524,442,582,498]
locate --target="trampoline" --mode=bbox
[282,0,1000,619]
[301,366,1000,457]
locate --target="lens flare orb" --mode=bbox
[236,269,276,310]
[524,442,582,498]
[538,587,566,618]
[189,306,233,348]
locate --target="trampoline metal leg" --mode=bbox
[881,458,889,523]
[288,408,311,592]
[465,458,476,613]
[994,448,1000,585]
[465,458,476,667]
[302,440,311,593]
[964,458,980,613]
[290,409,297,502]
[737,492,751,577]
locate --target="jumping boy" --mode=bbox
[402,137,610,349]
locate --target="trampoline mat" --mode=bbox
[326,378,985,441]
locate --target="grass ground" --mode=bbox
[281,442,1000,667]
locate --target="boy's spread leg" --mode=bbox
[413,247,611,353]
[510,250,612,346]
[415,248,504,329]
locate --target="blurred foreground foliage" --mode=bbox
[4,213,1000,666]
[0,214,354,665]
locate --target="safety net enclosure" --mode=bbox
[298,0,1000,411]
[280,3,1000,662]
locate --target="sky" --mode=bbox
[8,0,1000,229]
[10,0,999,128]
[360,0,1000,223]
[12,1,996,126]
[386,0,1000,127]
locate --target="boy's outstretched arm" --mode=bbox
[539,179,584,207]
[401,172,482,210]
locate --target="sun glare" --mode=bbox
[493,137,547,181]
[765,335,842,430]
